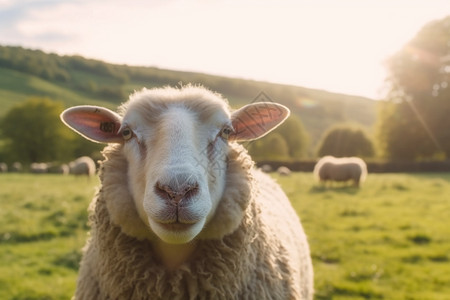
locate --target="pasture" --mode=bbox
[0,172,449,299]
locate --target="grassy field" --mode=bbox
[1,172,449,299]
[0,174,96,299]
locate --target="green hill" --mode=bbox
[0,45,376,150]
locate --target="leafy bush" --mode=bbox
[316,123,375,158]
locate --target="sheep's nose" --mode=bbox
[154,180,199,205]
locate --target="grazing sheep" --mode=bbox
[30,163,48,174]
[61,85,313,299]
[69,156,96,176]
[277,166,292,176]
[0,163,7,173]
[314,155,367,187]
[260,164,273,173]
[11,162,23,172]
[47,163,70,175]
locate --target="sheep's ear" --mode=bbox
[60,105,123,144]
[230,102,290,141]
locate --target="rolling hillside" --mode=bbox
[0,45,377,149]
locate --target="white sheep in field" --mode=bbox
[260,164,273,173]
[61,85,313,299]
[0,163,7,173]
[47,163,70,175]
[277,166,292,176]
[11,162,23,172]
[314,155,367,187]
[30,162,48,174]
[69,156,96,176]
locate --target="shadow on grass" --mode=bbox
[413,173,450,182]
[53,250,82,270]
[314,281,384,300]
[309,185,361,195]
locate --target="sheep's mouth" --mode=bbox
[149,209,207,244]
[157,221,196,232]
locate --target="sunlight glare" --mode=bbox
[10,0,450,99]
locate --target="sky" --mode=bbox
[0,0,449,100]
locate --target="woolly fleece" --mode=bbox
[74,143,313,299]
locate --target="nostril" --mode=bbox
[154,182,171,202]
[184,183,199,200]
[154,181,199,205]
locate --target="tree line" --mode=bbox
[0,97,372,164]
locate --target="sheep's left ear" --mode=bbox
[230,102,290,141]
[60,105,123,143]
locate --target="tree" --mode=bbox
[247,133,290,161]
[247,115,309,161]
[376,16,450,160]
[0,98,91,163]
[316,123,375,158]
[375,100,437,160]
[276,115,310,159]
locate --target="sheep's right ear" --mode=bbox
[60,106,123,144]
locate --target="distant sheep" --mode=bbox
[277,166,292,176]
[61,85,313,299]
[47,163,70,175]
[11,162,23,172]
[69,156,96,176]
[30,163,48,174]
[0,163,7,173]
[260,164,273,173]
[314,156,367,187]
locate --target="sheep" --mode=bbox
[277,166,292,176]
[314,155,367,187]
[69,156,96,176]
[30,162,48,174]
[61,85,313,300]
[47,163,70,175]
[0,163,7,173]
[11,162,23,172]
[260,164,273,173]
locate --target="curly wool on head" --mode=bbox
[61,85,313,300]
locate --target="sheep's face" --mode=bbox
[121,98,232,244]
[61,86,289,245]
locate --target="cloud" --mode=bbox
[0,0,78,46]
[0,0,163,48]
[0,0,14,9]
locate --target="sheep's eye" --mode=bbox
[122,128,133,141]
[220,126,233,140]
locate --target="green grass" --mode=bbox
[273,172,450,300]
[1,172,449,299]
[0,174,97,300]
